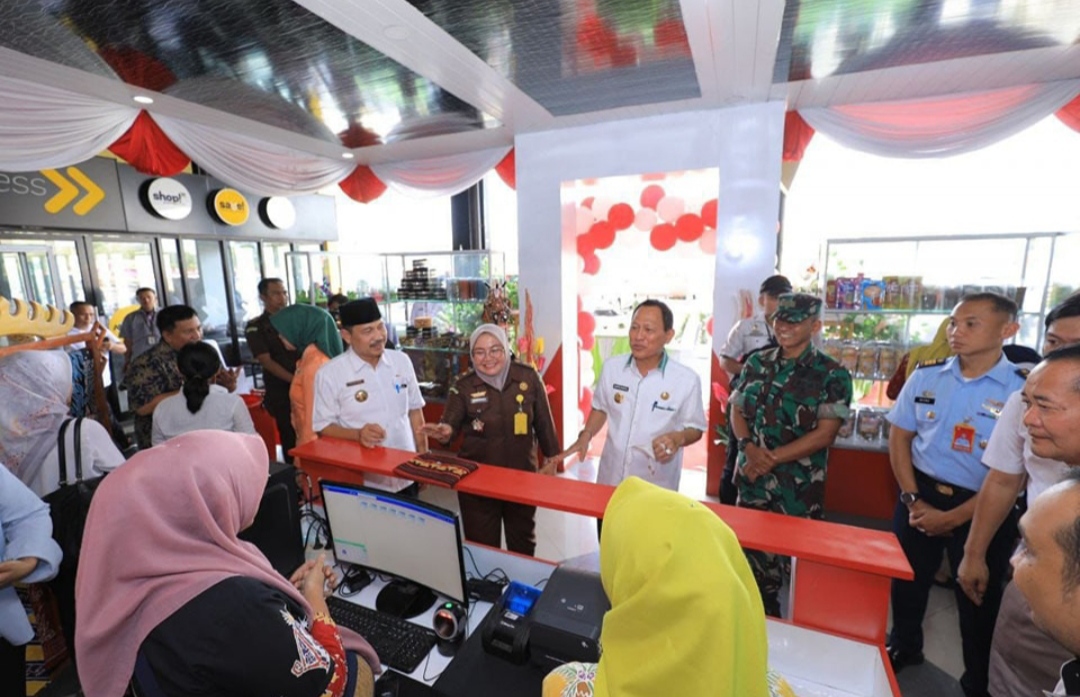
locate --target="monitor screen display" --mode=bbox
[321,481,468,607]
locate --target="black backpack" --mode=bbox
[43,417,107,573]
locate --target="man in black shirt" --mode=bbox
[245,278,297,462]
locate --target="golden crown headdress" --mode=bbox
[0,296,75,339]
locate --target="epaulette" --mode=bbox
[1015,367,1030,378]
[915,357,949,370]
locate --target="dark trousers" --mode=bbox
[459,491,537,556]
[0,638,26,697]
[889,471,1017,697]
[265,400,296,464]
[49,563,78,670]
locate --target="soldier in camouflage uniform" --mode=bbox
[729,293,853,616]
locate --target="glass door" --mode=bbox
[0,245,64,307]
[181,239,233,361]
[91,238,158,318]
[228,240,264,362]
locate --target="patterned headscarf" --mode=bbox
[270,304,344,359]
[0,350,73,485]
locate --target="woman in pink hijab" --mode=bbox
[74,431,379,697]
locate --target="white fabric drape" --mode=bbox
[0,73,138,171]
[801,80,1080,158]
[153,114,355,196]
[371,146,511,198]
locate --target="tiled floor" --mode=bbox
[422,455,968,697]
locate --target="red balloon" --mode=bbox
[578,311,596,337]
[589,221,616,250]
[580,333,595,351]
[582,251,601,275]
[582,196,595,209]
[607,202,634,231]
[701,198,718,228]
[650,223,677,251]
[577,295,583,313]
[706,316,714,336]
[640,184,665,210]
[579,386,594,415]
[674,213,704,242]
[576,234,596,257]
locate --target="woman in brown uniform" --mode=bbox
[422,324,560,556]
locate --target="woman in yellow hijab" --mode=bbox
[542,476,794,697]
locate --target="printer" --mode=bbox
[528,565,610,671]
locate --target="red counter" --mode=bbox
[292,438,912,645]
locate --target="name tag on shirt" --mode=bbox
[914,396,935,405]
[613,384,630,392]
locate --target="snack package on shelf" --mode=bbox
[855,343,879,379]
[861,280,886,311]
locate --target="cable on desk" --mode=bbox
[463,546,483,579]
[533,576,551,588]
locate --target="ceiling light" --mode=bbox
[383,25,409,40]
[342,152,355,160]
[133,95,154,105]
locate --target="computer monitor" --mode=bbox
[320,480,469,619]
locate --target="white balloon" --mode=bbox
[592,197,614,222]
[656,195,686,222]
[578,272,593,298]
[633,207,657,231]
[576,206,595,236]
[620,227,649,250]
[577,254,586,274]
[561,202,577,236]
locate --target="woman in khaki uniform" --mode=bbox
[422,324,560,556]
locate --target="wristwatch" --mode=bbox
[900,491,920,507]
[737,437,753,451]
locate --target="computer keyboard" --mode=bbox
[327,596,438,674]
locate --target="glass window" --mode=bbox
[262,242,291,280]
[483,173,518,276]
[0,239,81,307]
[160,239,185,306]
[91,239,157,317]
[0,250,29,301]
[181,239,232,360]
[229,241,264,362]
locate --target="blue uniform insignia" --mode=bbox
[915,358,949,370]
[1015,367,1030,378]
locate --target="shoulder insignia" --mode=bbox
[1015,367,1030,378]
[915,358,949,369]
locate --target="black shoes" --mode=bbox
[886,645,925,673]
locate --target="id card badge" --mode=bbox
[513,395,527,435]
[952,423,976,453]
[146,336,157,346]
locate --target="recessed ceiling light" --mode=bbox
[133,95,154,105]
[383,25,409,40]
[342,152,355,159]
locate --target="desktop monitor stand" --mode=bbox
[375,580,436,619]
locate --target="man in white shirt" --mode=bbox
[312,298,426,495]
[958,295,1080,696]
[1008,345,1080,696]
[67,301,130,449]
[559,300,706,510]
[719,274,791,377]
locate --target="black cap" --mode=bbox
[759,275,793,296]
[338,298,382,327]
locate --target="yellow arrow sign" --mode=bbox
[41,166,105,215]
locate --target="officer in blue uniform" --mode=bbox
[885,293,1027,697]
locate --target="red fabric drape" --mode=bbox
[495,149,516,189]
[338,165,388,203]
[108,111,191,176]
[98,47,177,92]
[1056,94,1080,134]
[783,111,815,162]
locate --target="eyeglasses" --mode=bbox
[471,347,505,360]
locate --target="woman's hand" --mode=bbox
[420,423,453,443]
[0,557,39,590]
[293,554,337,611]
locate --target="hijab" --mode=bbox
[270,304,344,359]
[469,323,512,390]
[0,350,73,485]
[596,477,771,697]
[75,431,378,697]
[905,317,953,378]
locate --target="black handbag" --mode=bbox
[43,417,107,572]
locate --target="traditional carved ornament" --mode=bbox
[0,296,75,339]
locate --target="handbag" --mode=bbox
[43,417,107,572]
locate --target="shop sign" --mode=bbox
[260,196,296,230]
[210,188,250,226]
[0,158,125,230]
[143,178,192,220]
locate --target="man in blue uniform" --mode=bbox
[886,292,1027,697]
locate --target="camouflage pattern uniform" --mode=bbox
[730,294,852,610]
